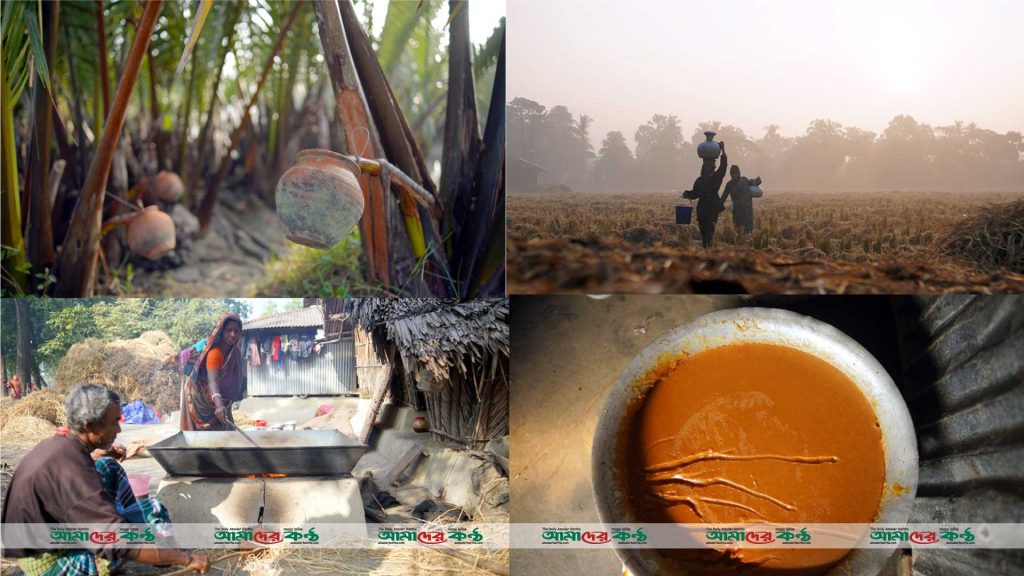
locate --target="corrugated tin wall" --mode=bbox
[892,295,1024,576]
[247,338,357,396]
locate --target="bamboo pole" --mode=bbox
[196,0,303,236]
[54,0,164,297]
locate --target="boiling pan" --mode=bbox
[591,307,918,576]
[149,430,367,477]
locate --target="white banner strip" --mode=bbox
[2,523,1021,549]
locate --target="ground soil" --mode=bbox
[126,187,290,296]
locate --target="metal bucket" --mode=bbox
[675,205,692,225]
[591,308,918,576]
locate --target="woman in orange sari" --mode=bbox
[180,313,243,431]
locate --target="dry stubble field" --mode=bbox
[508,191,1024,293]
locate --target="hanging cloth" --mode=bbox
[249,339,261,366]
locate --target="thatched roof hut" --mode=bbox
[349,299,509,447]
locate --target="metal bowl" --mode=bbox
[591,308,918,576]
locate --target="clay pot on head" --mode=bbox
[275,149,364,249]
[151,171,184,203]
[412,416,429,433]
[697,130,721,160]
[127,206,176,260]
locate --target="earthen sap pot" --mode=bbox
[127,206,176,260]
[697,130,721,159]
[412,416,429,433]
[150,171,184,203]
[275,149,365,249]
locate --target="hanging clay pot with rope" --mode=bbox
[127,206,176,260]
[275,149,365,249]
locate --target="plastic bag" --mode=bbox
[121,400,161,424]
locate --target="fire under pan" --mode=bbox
[149,430,367,477]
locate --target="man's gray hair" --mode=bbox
[66,384,120,432]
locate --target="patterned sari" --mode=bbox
[180,313,242,431]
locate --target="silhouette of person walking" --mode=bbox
[684,141,729,248]
[721,165,762,235]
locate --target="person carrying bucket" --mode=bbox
[683,141,729,248]
[721,165,763,235]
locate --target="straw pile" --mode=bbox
[2,389,67,427]
[1,415,56,445]
[938,198,1024,274]
[53,331,180,415]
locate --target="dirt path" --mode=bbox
[127,188,290,296]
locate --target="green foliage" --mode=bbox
[1,298,254,373]
[257,230,394,297]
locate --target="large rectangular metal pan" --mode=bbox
[148,430,367,477]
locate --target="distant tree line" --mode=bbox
[507,97,1024,192]
[0,298,252,386]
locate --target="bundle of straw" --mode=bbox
[939,199,1024,273]
[1,415,56,445]
[6,390,67,427]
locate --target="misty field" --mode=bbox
[508,191,1024,293]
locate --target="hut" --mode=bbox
[241,305,358,397]
[348,298,509,448]
[510,157,545,191]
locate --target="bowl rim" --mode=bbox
[591,307,918,576]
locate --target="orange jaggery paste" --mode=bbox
[627,343,885,575]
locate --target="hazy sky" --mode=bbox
[508,0,1023,149]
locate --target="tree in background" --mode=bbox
[15,299,34,390]
[508,100,1024,192]
[2,298,252,375]
[634,114,685,191]
[591,131,636,191]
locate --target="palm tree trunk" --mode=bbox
[190,1,242,206]
[147,48,166,171]
[64,18,88,186]
[94,0,110,136]
[177,41,200,185]
[54,0,165,297]
[453,29,505,296]
[25,0,60,281]
[440,1,481,232]
[15,299,33,389]
[196,0,303,236]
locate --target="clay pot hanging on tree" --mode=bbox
[275,149,365,249]
[127,206,176,260]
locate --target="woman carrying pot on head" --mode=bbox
[180,313,243,431]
